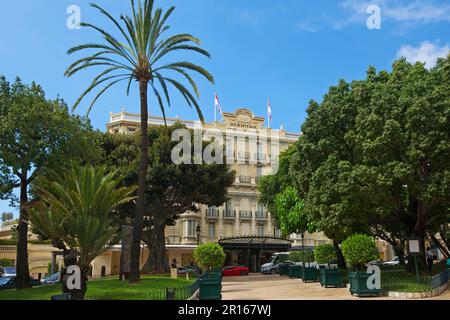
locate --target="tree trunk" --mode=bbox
[129,79,149,283]
[142,224,169,274]
[15,176,31,289]
[333,240,346,270]
[393,243,406,265]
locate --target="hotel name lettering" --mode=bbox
[229,121,258,129]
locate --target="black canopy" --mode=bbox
[219,236,292,251]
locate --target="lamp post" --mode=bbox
[196,224,201,245]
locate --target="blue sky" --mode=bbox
[1,0,449,217]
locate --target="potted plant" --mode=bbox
[341,234,380,297]
[288,252,304,279]
[315,244,344,288]
[297,250,318,282]
[193,243,226,300]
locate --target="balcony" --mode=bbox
[255,211,268,221]
[206,208,219,220]
[237,151,251,161]
[255,153,267,162]
[223,210,236,220]
[239,211,252,221]
[239,175,252,184]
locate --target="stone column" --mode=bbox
[251,205,256,235]
[235,203,240,237]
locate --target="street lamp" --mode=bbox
[196,224,201,245]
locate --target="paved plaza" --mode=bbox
[222,274,450,301]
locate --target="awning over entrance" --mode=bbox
[219,236,292,251]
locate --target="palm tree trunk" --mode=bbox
[129,79,149,283]
[16,174,31,289]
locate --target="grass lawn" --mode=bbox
[0,276,195,300]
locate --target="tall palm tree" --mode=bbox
[30,163,136,300]
[65,0,214,282]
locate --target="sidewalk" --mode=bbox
[221,274,449,300]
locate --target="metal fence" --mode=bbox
[381,268,450,293]
[87,278,200,301]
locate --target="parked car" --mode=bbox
[0,267,16,277]
[41,272,61,285]
[177,267,194,275]
[0,277,15,290]
[382,256,407,266]
[222,266,249,276]
[261,252,291,274]
[367,260,384,267]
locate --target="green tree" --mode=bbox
[291,56,450,270]
[274,187,313,238]
[341,234,379,271]
[1,212,13,223]
[193,243,226,271]
[98,124,234,273]
[30,163,135,300]
[314,244,337,266]
[65,0,214,282]
[0,76,100,289]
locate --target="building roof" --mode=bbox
[219,236,292,250]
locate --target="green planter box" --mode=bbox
[279,263,291,276]
[289,265,303,279]
[302,267,319,282]
[348,272,380,297]
[320,269,344,288]
[199,279,222,300]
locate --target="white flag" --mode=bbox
[267,98,272,121]
[215,93,223,115]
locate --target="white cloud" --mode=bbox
[396,41,450,68]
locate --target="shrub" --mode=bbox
[193,243,226,271]
[314,244,337,265]
[341,234,379,271]
[0,259,15,267]
[290,250,315,264]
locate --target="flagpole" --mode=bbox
[214,92,217,123]
[267,98,271,129]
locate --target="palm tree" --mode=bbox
[30,163,136,300]
[65,0,214,282]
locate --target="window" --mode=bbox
[257,225,265,237]
[274,228,282,238]
[184,220,198,237]
[208,224,216,238]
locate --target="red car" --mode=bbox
[222,266,249,277]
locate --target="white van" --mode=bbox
[261,252,291,274]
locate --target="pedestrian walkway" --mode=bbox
[222,274,450,300]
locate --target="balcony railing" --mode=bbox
[206,208,219,219]
[223,210,236,219]
[255,153,267,162]
[239,211,252,220]
[237,151,251,160]
[239,175,252,184]
[255,211,267,220]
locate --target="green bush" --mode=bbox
[193,243,226,271]
[290,250,315,264]
[314,244,337,265]
[341,234,379,271]
[0,259,15,267]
